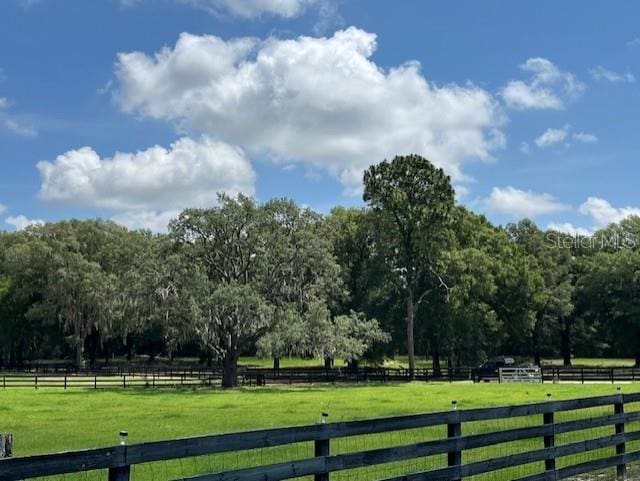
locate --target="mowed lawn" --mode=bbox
[0,382,635,457]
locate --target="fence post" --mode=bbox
[35,375,38,390]
[615,393,626,481]
[543,393,556,474]
[581,367,584,384]
[611,368,615,384]
[448,401,462,481]
[0,433,13,459]
[108,434,130,481]
[314,412,330,481]
[64,375,67,390]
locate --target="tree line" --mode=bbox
[1,155,639,386]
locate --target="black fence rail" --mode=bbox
[0,367,475,389]
[3,364,640,388]
[0,373,218,389]
[2,393,640,481]
[240,366,474,385]
[540,366,640,383]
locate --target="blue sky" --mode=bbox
[1,0,640,233]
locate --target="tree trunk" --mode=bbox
[89,327,99,368]
[125,334,133,362]
[532,326,541,366]
[273,357,280,370]
[347,359,359,373]
[324,357,333,369]
[221,351,238,388]
[432,344,442,377]
[561,318,572,366]
[406,293,416,379]
[75,342,84,371]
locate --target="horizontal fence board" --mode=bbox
[0,447,124,480]
[380,431,640,481]
[554,410,640,434]
[176,428,640,481]
[178,424,558,481]
[513,450,640,481]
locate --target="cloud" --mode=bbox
[501,57,584,110]
[37,136,255,210]
[573,132,598,143]
[453,184,469,200]
[16,0,44,9]
[579,197,640,227]
[121,0,329,19]
[628,38,640,48]
[111,209,180,232]
[4,119,37,137]
[182,0,319,19]
[590,66,635,84]
[0,204,6,215]
[482,186,570,218]
[547,222,593,237]
[5,215,45,231]
[115,28,505,194]
[533,126,597,148]
[0,93,38,137]
[535,127,568,148]
[519,141,530,154]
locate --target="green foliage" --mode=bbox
[2,159,640,376]
[363,154,455,373]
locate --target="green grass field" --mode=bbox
[2,382,638,481]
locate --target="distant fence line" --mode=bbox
[2,393,640,481]
[1,365,640,388]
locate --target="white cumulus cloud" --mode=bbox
[483,186,570,218]
[5,215,45,231]
[534,126,597,148]
[4,119,37,137]
[590,66,635,84]
[579,197,640,227]
[573,132,598,143]
[114,27,505,194]
[121,0,321,19]
[535,127,568,148]
[547,222,593,237]
[183,0,318,18]
[37,136,255,210]
[501,57,584,110]
[111,209,181,232]
[0,204,6,215]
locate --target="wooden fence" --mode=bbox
[3,365,640,388]
[2,393,640,481]
[0,367,473,389]
[0,373,217,389]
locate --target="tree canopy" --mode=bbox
[1,156,639,385]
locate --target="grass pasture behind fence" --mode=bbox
[3,392,640,481]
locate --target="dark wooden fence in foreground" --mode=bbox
[3,365,640,388]
[2,393,640,481]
